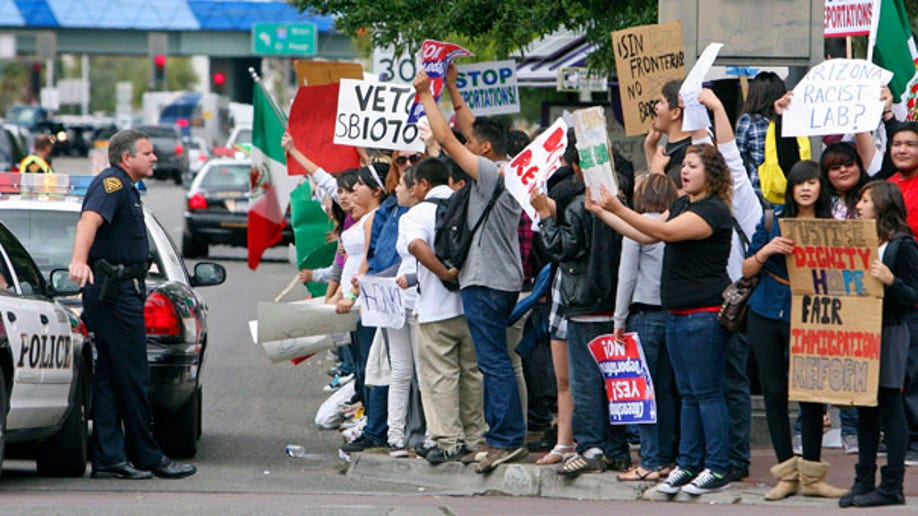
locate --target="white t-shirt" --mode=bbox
[341,212,371,292]
[398,185,464,324]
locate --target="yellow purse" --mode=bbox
[758,121,811,205]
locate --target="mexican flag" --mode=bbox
[247,82,301,269]
[871,0,918,119]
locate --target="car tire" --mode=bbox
[35,369,89,477]
[153,387,200,459]
[181,233,207,259]
[0,369,8,476]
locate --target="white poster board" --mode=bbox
[824,0,875,38]
[257,298,358,343]
[504,118,569,223]
[680,42,724,131]
[573,107,618,201]
[782,59,892,137]
[359,275,406,329]
[334,78,425,152]
[455,60,520,115]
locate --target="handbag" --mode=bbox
[718,209,775,332]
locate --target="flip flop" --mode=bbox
[617,466,661,481]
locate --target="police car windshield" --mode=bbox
[1,209,78,274]
[200,164,250,192]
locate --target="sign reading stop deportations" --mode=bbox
[252,22,317,56]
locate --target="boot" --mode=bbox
[764,456,799,501]
[839,463,876,508]
[852,466,905,507]
[797,459,847,498]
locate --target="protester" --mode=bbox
[834,181,916,508]
[645,80,693,187]
[414,69,529,473]
[742,160,847,500]
[735,71,786,195]
[613,173,679,481]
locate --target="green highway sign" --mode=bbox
[252,22,317,56]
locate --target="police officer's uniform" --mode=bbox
[81,165,164,470]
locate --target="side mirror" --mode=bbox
[48,268,81,296]
[190,262,226,287]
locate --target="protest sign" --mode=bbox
[611,21,685,136]
[505,117,568,222]
[257,297,358,343]
[824,0,875,38]
[557,67,609,93]
[680,42,724,131]
[588,332,657,425]
[359,275,406,329]
[407,39,474,124]
[294,60,363,87]
[289,83,361,175]
[782,59,893,137]
[573,106,618,201]
[455,60,519,116]
[780,218,882,406]
[334,78,425,152]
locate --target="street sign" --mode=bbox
[252,23,317,56]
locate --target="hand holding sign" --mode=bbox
[504,118,569,224]
[680,42,724,131]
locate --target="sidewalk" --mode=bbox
[345,447,917,508]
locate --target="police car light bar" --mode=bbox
[0,173,94,198]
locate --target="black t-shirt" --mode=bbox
[660,195,732,310]
[664,136,692,187]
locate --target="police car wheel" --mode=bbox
[35,369,89,477]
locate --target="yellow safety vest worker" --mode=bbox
[18,154,53,174]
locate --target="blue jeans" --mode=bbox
[724,331,751,470]
[460,286,525,449]
[356,322,388,445]
[566,320,629,460]
[666,311,730,475]
[629,309,674,470]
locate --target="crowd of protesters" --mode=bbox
[280,60,918,507]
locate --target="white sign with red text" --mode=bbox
[504,117,568,224]
[824,0,875,38]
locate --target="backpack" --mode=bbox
[424,180,504,290]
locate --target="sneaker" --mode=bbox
[339,436,386,454]
[323,373,355,392]
[792,433,803,455]
[655,466,697,494]
[681,469,730,495]
[905,450,918,467]
[557,452,608,478]
[842,434,859,454]
[461,445,489,465]
[414,443,436,459]
[326,365,343,377]
[724,464,749,482]
[475,446,529,474]
[389,445,409,458]
[426,445,469,465]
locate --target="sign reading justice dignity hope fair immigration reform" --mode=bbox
[780,218,883,407]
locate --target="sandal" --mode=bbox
[557,453,607,478]
[617,466,661,481]
[536,444,576,465]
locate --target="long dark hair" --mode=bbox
[859,181,912,242]
[782,160,832,219]
[739,71,786,120]
[356,162,390,198]
[331,169,359,235]
[820,142,868,218]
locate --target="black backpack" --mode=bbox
[425,179,504,290]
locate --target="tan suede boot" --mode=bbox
[764,456,799,501]
[797,459,847,498]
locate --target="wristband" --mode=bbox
[344,291,357,301]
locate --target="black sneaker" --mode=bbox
[339,436,385,454]
[724,464,749,482]
[681,468,730,495]
[655,466,696,494]
[426,445,470,465]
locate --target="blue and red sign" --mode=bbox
[407,39,473,124]
[588,332,657,425]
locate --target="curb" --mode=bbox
[346,453,918,508]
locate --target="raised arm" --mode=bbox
[445,64,474,140]
[281,131,338,200]
[413,69,479,180]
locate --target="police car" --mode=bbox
[0,173,226,459]
[0,216,89,477]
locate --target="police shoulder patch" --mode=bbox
[103,177,123,194]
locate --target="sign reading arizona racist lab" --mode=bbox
[780,218,883,407]
[454,60,520,116]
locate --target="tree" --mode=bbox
[293,0,656,74]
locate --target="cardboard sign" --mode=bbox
[573,106,618,201]
[824,0,875,38]
[588,333,657,425]
[505,117,568,222]
[680,42,724,131]
[407,39,474,123]
[359,275,406,329]
[782,59,893,137]
[611,21,685,136]
[294,60,363,87]
[334,78,425,152]
[780,218,882,406]
[455,60,520,116]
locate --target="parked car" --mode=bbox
[211,125,251,159]
[182,157,294,258]
[4,105,69,156]
[0,218,90,477]
[183,135,210,182]
[135,124,189,185]
[0,124,28,172]
[0,173,226,458]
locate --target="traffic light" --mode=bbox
[212,72,226,94]
[154,54,166,87]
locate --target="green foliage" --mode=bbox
[82,56,199,112]
[294,0,655,74]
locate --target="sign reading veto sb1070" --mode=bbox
[780,218,882,407]
[334,78,424,152]
[455,60,519,116]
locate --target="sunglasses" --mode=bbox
[395,153,423,166]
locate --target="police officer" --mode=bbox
[69,129,195,479]
[19,135,54,173]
